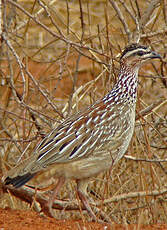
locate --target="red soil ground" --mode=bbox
[0,208,167,230]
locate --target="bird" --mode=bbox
[2,43,161,220]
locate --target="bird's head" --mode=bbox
[120,43,161,69]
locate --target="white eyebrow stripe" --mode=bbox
[123,48,148,58]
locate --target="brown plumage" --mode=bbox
[2,44,161,220]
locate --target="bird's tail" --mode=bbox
[2,155,38,188]
[4,173,36,188]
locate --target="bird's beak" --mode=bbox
[149,51,161,59]
[141,51,161,62]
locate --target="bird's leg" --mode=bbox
[77,178,112,223]
[77,178,97,221]
[47,177,65,218]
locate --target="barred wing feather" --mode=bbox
[35,100,123,166]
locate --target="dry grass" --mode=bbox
[0,0,167,224]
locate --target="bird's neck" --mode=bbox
[104,65,139,105]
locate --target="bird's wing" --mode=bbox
[35,100,125,167]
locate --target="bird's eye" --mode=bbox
[137,51,144,56]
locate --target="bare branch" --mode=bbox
[118,0,136,23]
[141,27,167,38]
[109,0,132,42]
[2,33,26,101]
[98,187,167,205]
[136,99,166,120]
[2,184,167,213]
[124,155,167,163]
[6,0,106,57]
[139,0,162,28]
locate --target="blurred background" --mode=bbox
[0,0,167,224]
